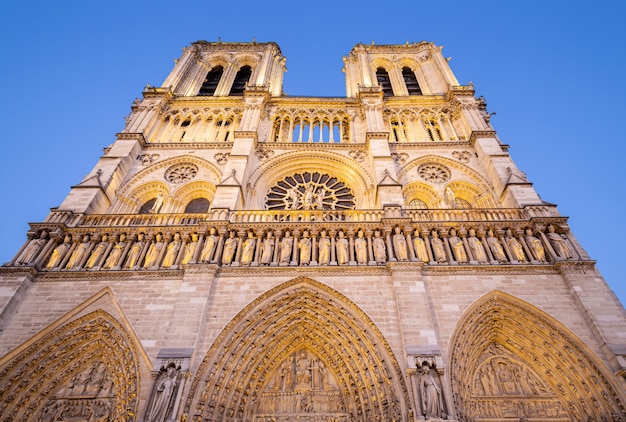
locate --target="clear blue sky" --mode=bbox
[1,1,624,306]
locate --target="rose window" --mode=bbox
[165,163,198,184]
[265,172,355,210]
[417,163,451,183]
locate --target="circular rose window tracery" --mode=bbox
[418,163,451,183]
[165,163,198,184]
[265,172,355,210]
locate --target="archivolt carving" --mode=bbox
[183,277,411,422]
[449,291,626,421]
[402,182,439,208]
[0,310,140,421]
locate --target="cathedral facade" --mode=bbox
[1,40,625,421]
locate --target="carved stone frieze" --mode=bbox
[138,153,160,165]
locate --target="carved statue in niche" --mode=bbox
[66,235,91,269]
[467,229,488,263]
[199,227,218,262]
[413,229,428,262]
[505,229,526,262]
[298,230,311,265]
[486,230,507,263]
[102,233,125,269]
[162,232,182,268]
[372,230,387,264]
[318,229,330,265]
[144,233,165,268]
[124,233,144,268]
[16,231,47,265]
[355,229,368,264]
[85,234,109,269]
[46,235,72,269]
[150,192,164,214]
[336,230,349,265]
[525,228,546,262]
[546,224,573,259]
[240,230,256,266]
[221,231,237,265]
[392,226,408,261]
[145,362,181,422]
[260,231,274,265]
[419,364,443,420]
[181,233,199,264]
[448,228,468,263]
[430,231,447,263]
[279,230,293,265]
[302,184,315,210]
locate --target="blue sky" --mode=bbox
[1,1,624,306]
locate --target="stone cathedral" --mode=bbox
[1,40,625,422]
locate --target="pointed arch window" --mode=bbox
[376,67,393,96]
[229,65,252,96]
[402,67,422,95]
[199,66,224,96]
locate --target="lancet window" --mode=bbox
[149,110,240,143]
[376,67,394,96]
[229,65,252,96]
[198,66,224,96]
[402,67,422,95]
[385,109,464,142]
[270,112,350,143]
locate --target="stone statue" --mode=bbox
[200,227,218,262]
[260,232,274,265]
[222,231,237,265]
[85,234,109,269]
[355,229,368,264]
[525,228,546,262]
[298,231,311,265]
[240,231,256,266]
[17,231,47,265]
[468,229,488,263]
[392,226,408,261]
[373,230,386,264]
[161,233,182,268]
[124,233,145,269]
[146,363,179,422]
[430,231,447,263]
[287,188,299,210]
[150,192,164,214]
[448,229,468,263]
[66,235,90,269]
[336,231,349,265]
[46,235,72,269]
[486,230,507,263]
[181,233,199,264]
[103,234,127,269]
[546,225,573,259]
[318,230,330,265]
[420,365,443,419]
[315,188,325,210]
[143,233,165,268]
[412,229,428,262]
[279,231,293,265]
[302,185,314,210]
[505,229,526,262]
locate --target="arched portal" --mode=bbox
[184,277,412,421]
[449,291,626,421]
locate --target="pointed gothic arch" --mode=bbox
[183,277,412,421]
[0,309,141,420]
[449,290,626,421]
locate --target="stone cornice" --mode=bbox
[469,130,497,143]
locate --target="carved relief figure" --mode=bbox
[200,227,218,262]
[17,231,47,265]
[373,230,386,264]
[222,231,237,265]
[181,233,198,264]
[146,363,180,422]
[336,231,349,265]
[47,238,69,269]
[525,228,546,262]
[412,229,428,262]
[486,230,507,263]
[449,229,468,263]
[392,226,408,261]
[66,235,90,269]
[298,231,311,265]
[85,234,109,269]
[546,225,573,259]
[355,229,368,264]
[260,232,274,265]
[505,229,526,262]
[240,231,256,266]
[279,230,293,265]
[124,233,145,268]
[468,229,488,263]
[420,365,443,419]
[430,231,447,263]
[143,233,165,268]
[318,230,330,265]
[296,351,312,388]
[162,233,182,268]
[103,234,126,269]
